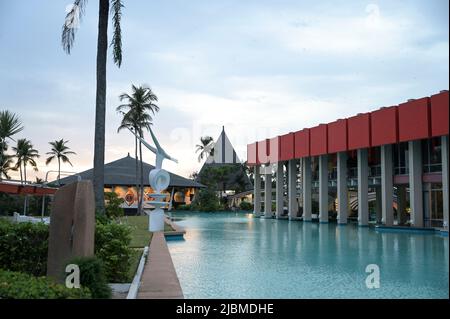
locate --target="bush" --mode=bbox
[67,257,111,299]
[176,204,191,211]
[0,269,91,299]
[104,192,124,220]
[239,201,253,211]
[95,222,132,283]
[0,219,48,276]
[191,188,221,212]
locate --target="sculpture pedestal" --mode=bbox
[148,208,164,232]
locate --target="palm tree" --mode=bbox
[13,139,40,184]
[45,139,77,185]
[195,136,215,162]
[13,139,39,215]
[0,111,24,178]
[62,0,124,213]
[0,153,16,180]
[117,84,159,215]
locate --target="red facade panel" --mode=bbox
[257,140,269,164]
[430,91,449,137]
[269,136,280,163]
[327,119,347,153]
[348,113,371,150]
[370,106,398,147]
[398,97,430,142]
[247,143,257,165]
[310,124,328,156]
[294,129,310,158]
[279,133,294,161]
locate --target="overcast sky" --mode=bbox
[0,0,448,181]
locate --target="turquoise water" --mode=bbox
[167,212,449,299]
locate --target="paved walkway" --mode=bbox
[137,231,184,299]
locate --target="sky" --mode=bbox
[0,0,448,181]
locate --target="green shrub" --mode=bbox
[176,204,191,211]
[191,188,220,212]
[95,222,132,283]
[104,192,125,220]
[239,201,253,211]
[67,257,111,299]
[0,219,48,276]
[0,269,91,299]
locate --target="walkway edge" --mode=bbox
[126,246,149,299]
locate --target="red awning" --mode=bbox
[0,182,58,196]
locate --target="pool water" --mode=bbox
[167,212,449,299]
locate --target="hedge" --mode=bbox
[0,269,91,299]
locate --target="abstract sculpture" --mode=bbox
[128,127,178,232]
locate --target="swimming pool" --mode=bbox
[167,211,449,299]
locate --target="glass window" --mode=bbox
[422,137,442,173]
[394,142,409,175]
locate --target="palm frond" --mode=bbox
[110,0,124,67]
[61,0,88,54]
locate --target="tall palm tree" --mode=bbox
[0,110,24,176]
[195,136,215,162]
[62,0,124,213]
[117,84,159,215]
[45,139,77,185]
[13,139,39,215]
[13,139,40,184]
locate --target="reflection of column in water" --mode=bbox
[287,221,299,253]
[409,234,425,280]
[335,225,348,265]
[318,223,330,264]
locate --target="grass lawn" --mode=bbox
[126,248,144,282]
[120,215,174,248]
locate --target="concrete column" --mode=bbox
[319,155,329,223]
[264,167,273,218]
[302,157,312,221]
[253,165,261,217]
[408,140,423,227]
[381,144,394,226]
[337,152,348,224]
[288,159,299,219]
[276,162,284,218]
[397,185,407,225]
[375,187,382,224]
[442,135,449,230]
[358,149,369,226]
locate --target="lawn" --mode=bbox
[120,215,174,248]
[126,248,144,282]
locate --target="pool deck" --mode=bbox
[137,231,184,299]
[164,216,186,237]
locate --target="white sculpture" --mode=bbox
[128,127,178,232]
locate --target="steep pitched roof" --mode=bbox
[57,154,205,188]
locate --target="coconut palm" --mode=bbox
[0,110,24,169]
[13,139,40,184]
[45,139,77,185]
[0,153,16,180]
[195,136,215,162]
[62,0,124,213]
[117,84,159,215]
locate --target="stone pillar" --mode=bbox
[302,157,312,221]
[397,185,407,225]
[288,159,299,219]
[375,186,382,224]
[442,135,449,230]
[408,140,423,227]
[264,166,273,218]
[337,152,348,224]
[381,144,394,226]
[276,162,284,218]
[358,148,369,226]
[253,165,261,217]
[319,155,329,223]
[47,181,95,282]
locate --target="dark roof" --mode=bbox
[57,155,205,188]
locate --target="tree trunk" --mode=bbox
[23,162,27,215]
[135,135,141,215]
[139,139,145,216]
[58,157,61,186]
[19,163,23,184]
[93,0,110,214]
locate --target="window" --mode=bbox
[422,137,442,173]
[394,142,409,175]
